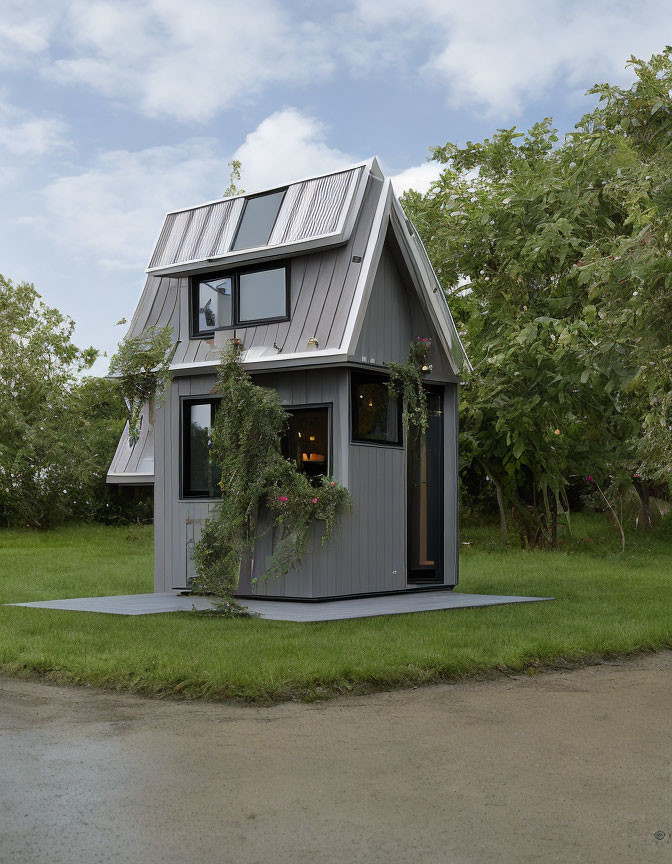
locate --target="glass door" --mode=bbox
[407,388,444,584]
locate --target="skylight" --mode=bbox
[231,189,286,251]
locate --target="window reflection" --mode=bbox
[232,190,286,251]
[184,401,221,497]
[238,267,286,323]
[351,372,401,444]
[197,277,232,333]
[281,407,330,485]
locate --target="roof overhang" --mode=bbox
[106,472,154,485]
[170,348,349,376]
[146,159,378,278]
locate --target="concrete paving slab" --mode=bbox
[7,590,551,620]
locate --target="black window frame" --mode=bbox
[281,403,333,484]
[230,188,287,252]
[181,397,221,500]
[180,397,332,499]
[190,260,291,338]
[350,369,403,447]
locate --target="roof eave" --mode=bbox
[169,349,350,376]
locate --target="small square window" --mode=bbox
[238,266,288,324]
[281,406,330,485]
[194,276,232,335]
[231,189,286,251]
[351,371,402,445]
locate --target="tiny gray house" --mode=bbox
[108,158,470,599]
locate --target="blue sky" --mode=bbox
[1,0,670,373]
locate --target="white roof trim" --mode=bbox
[163,158,378,216]
[106,472,154,484]
[391,198,471,373]
[146,159,377,276]
[170,348,349,375]
[340,178,392,356]
[340,186,469,375]
[147,230,347,276]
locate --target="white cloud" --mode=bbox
[0,99,70,158]
[2,0,670,122]
[233,109,354,191]
[0,1,59,66]
[35,108,357,270]
[390,161,442,197]
[0,97,71,189]
[350,0,672,114]
[51,0,333,122]
[40,139,226,270]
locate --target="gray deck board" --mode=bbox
[7,591,552,621]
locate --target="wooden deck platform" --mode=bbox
[7,591,551,621]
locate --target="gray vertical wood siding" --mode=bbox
[355,240,458,383]
[148,214,461,597]
[154,371,459,596]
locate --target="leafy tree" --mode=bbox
[402,49,672,540]
[109,325,174,445]
[0,276,148,526]
[0,275,101,526]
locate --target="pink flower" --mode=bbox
[312,497,318,504]
[633,473,641,479]
[277,496,288,503]
[329,481,336,487]
[586,475,594,483]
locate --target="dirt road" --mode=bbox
[1,653,671,864]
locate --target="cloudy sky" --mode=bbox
[2,0,670,372]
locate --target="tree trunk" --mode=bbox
[550,493,558,549]
[633,479,653,529]
[492,477,508,538]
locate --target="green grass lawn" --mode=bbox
[0,516,671,702]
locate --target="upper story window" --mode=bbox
[195,275,232,333]
[231,189,286,251]
[191,262,290,337]
[351,371,402,446]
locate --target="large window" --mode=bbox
[191,263,289,336]
[182,399,330,498]
[182,399,221,498]
[351,371,402,446]
[281,406,331,485]
[232,189,286,251]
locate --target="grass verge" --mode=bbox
[0,515,671,702]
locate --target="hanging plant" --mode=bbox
[191,343,352,599]
[109,325,174,445]
[388,337,432,436]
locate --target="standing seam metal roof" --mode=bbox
[147,166,363,273]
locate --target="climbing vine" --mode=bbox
[109,325,174,445]
[191,343,351,598]
[388,337,432,436]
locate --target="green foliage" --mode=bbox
[402,48,672,540]
[388,338,432,436]
[109,325,174,445]
[223,159,245,197]
[0,275,111,527]
[192,344,351,597]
